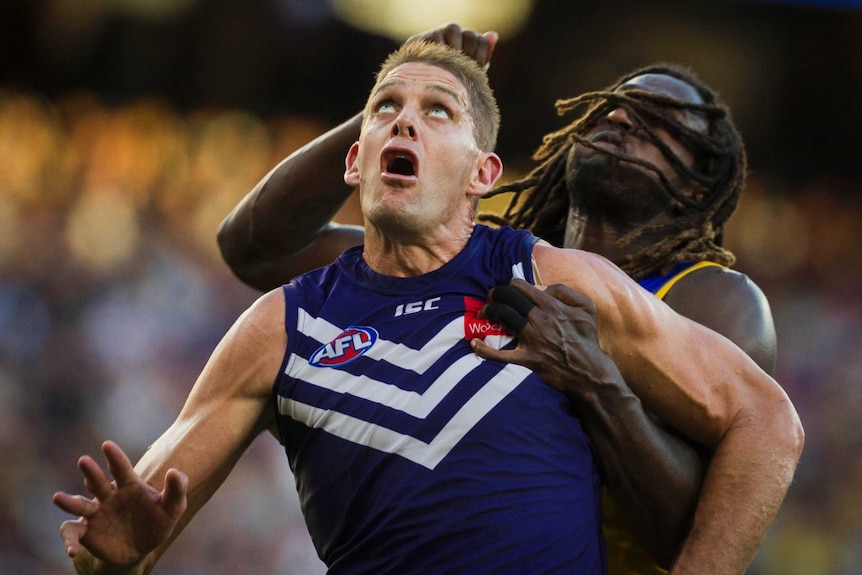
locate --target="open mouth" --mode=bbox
[382,149,418,177]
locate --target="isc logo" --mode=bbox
[394,297,441,317]
[309,326,378,367]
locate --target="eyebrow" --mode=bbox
[372,78,465,106]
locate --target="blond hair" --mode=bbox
[365,40,500,152]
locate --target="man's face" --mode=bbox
[345,62,489,238]
[566,73,708,224]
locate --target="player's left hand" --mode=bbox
[471,278,622,400]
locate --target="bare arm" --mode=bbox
[587,267,777,565]
[53,290,288,575]
[473,279,704,567]
[522,267,776,565]
[533,243,803,575]
[217,115,365,291]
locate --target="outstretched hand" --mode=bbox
[471,278,622,401]
[52,440,188,571]
[407,23,498,69]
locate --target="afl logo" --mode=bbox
[309,326,378,367]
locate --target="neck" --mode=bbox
[362,220,476,277]
[563,207,664,266]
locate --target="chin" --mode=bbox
[568,159,672,223]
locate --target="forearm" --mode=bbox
[217,113,362,281]
[534,248,804,572]
[669,397,804,574]
[568,355,705,567]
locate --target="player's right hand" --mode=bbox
[53,440,188,571]
[406,23,498,69]
[472,278,622,402]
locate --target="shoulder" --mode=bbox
[172,288,288,440]
[533,241,648,303]
[215,289,288,395]
[663,264,767,304]
[478,224,538,251]
[241,288,290,351]
[532,242,669,348]
[662,265,777,374]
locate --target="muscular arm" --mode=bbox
[216,115,365,291]
[534,244,803,575]
[54,290,288,575]
[571,266,777,565]
[593,267,777,565]
[566,266,777,565]
[476,279,705,567]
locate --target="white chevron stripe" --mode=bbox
[287,352,483,418]
[278,363,532,469]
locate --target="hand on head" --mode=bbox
[407,23,498,70]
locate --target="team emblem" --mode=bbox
[309,326,378,367]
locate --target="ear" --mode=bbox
[344,142,360,187]
[467,152,503,199]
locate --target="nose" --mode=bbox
[605,106,635,130]
[391,113,417,139]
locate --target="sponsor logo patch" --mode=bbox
[309,326,378,366]
[463,297,510,341]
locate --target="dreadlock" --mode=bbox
[480,63,747,280]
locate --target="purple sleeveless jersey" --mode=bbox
[274,225,606,574]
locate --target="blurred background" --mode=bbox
[1,0,860,573]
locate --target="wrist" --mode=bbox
[81,553,149,575]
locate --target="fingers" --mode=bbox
[483,31,499,59]
[492,284,535,317]
[474,31,498,70]
[510,278,596,316]
[407,24,498,68]
[102,440,138,489]
[71,441,133,503]
[53,492,99,517]
[479,279,598,341]
[483,302,529,334]
[439,23,464,51]
[470,337,527,366]
[483,284,536,334]
[542,282,597,316]
[454,27,497,68]
[59,441,137,512]
[161,468,190,520]
[77,454,113,501]
[58,517,88,558]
